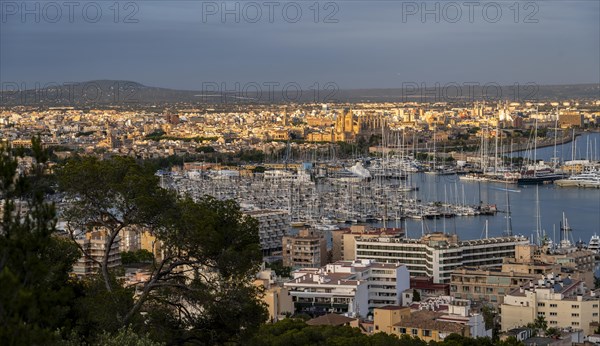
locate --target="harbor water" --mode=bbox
[381,132,600,243]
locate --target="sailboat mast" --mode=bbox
[504,183,513,236]
[535,185,541,245]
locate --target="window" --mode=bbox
[593,304,598,308]
[572,322,580,326]
[549,312,557,316]
[412,329,418,336]
[399,328,406,334]
[538,312,545,316]
[423,330,431,337]
[571,313,579,317]
[537,303,545,307]
[572,305,579,309]
[550,304,557,308]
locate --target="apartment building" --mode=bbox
[373,297,490,342]
[331,225,402,262]
[244,209,289,256]
[254,268,294,322]
[450,245,595,305]
[355,232,528,283]
[72,230,121,277]
[284,259,410,317]
[501,273,600,335]
[282,229,327,268]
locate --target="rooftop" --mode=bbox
[393,310,466,334]
[306,313,356,326]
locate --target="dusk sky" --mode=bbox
[1,1,599,90]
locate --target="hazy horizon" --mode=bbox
[2,1,599,90]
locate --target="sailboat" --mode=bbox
[517,119,566,185]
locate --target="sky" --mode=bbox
[1,0,599,91]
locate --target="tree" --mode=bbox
[0,141,82,345]
[481,305,494,330]
[121,249,154,265]
[57,156,268,344]
[57,156,177,293]
[412,289,421,302]
[99,326,165,346]
[533,315,548,332]
[267,260,292,277]
[249,318,405,346]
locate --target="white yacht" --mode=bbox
[588,234,600,254]
[556,170,600,188]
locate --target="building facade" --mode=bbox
[331,226,402,262]
[355,232,529,283]
[450,244,596,305]
[501,273,600,335]
[72,230,121,277]
[282,229,327,268]
[245,209,289,256]
[373,298,490,342]
[284,259,410,318]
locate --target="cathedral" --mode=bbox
[307,108,388,143]
[333,108,387,142]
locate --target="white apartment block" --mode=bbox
[501,273,600,335]
[355,232,529,283]
[284,259,410,318]
[244,209,289,256]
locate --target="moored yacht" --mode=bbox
[588,234,600,254]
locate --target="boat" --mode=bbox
[556,170,600,188]
[517,168,566,185]
[517,120,567,185]
[427,166,457,175]
[588,234,600,254]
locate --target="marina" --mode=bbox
[160,133,600,245]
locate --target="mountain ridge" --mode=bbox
[1,80,598,106]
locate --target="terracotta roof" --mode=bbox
[306,313,356,326]
[393,310,466,334]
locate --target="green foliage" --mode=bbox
[468,127,480,134]
[237,149,265,162]
[412,289,421,302]
[267,260,292,278]
[250,319,504,346]
[481,305,496,332]
[533,315,548,332]
[95,326,165,346]
[336,141,367,158]
[121,249,154,265]
[546,327,560,337]
[0,142,82,345]
[144,129,217,143]
[76,131,95,137]
[73,274,136,338]
[253,165,267,173]
[57,156,267,344]
[196,146,215,153]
